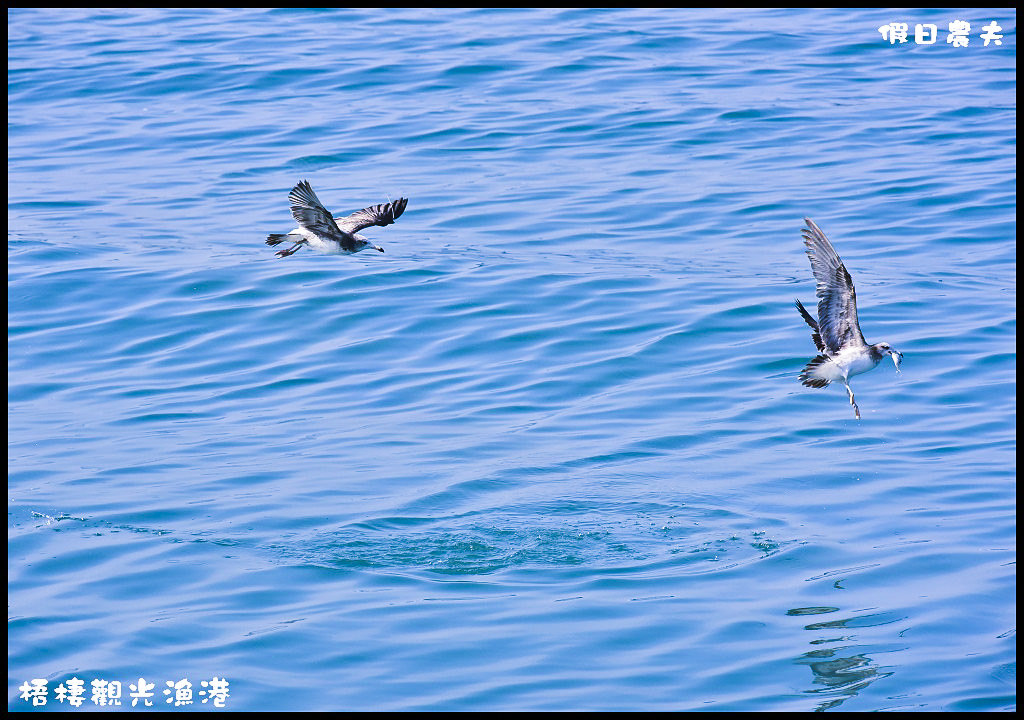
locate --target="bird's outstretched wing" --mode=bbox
[289,181,344,237]
[335,197,409,234]
[794,298,825,353]
[802,217,866,353]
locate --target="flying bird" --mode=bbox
[266,180,408,258]
[795,217,903,419]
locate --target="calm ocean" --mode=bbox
[8,8,1015,712]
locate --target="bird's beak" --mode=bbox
[891,350,903,373]
[377,246,385,253]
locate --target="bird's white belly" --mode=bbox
[290,228,345,254]
[832,345,879,379]
[806,346,879,386]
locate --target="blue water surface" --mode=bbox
[8,7,1015,712]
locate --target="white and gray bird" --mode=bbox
[795,217,903,419]
[266,180,408,258]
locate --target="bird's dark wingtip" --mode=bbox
[393,197,409,220]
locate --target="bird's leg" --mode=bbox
[844,382,861,420]
[275,241,305,258]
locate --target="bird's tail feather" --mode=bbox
[266,233,288,246]
[799,355,831,388]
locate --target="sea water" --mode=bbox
[8,8,1015,711]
